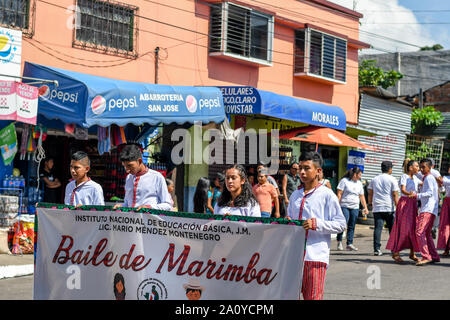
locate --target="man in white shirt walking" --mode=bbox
[412,158,440,266]
[368,161,399,256]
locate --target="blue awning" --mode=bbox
[22,62,226,128]
[218,86,347,130]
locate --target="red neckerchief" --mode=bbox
[132,167,149,207]
[70,178,91,206]
[422,172,430,182]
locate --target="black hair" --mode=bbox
[44,157,54,162]
[215,172,225,184]
[289,162,299,169]
[381,161,393,173]
[217,164,257,208]
[420,158,432,168]
[193,177,210,214]
[344,167,362,180]
[299,152,323,169]
[165,178,174,187]
[186,288,202,295]
[113,273,125,298]
[119,144,143,162]
[71,151,90,166]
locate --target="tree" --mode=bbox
[359,60,403,89]
[420,44,444,51]
[411,106,444,134]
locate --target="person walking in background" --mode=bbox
[193,177,211,214]
[112,144,172,211]
[257,164,280,195]
[318,171,332,189]
[413,158,440,266]
[40,157,62,203]
[386,159,421,263]
[287,152,346,300]
[165,178,177,211]
[282,162,301,208]
[336,167,369,251]
[253,169,280,218]
[64,151,104,206]
[208,173,224,214]
[437,168,450,256]
[368,161,399,256]
[214,164,261,217]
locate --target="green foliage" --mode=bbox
[406,142,434,161]
[420,44,444,51]
[411,106,444,134]
[359,60,403,89]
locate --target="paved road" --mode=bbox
[325,225,450,300]
[1,224,450,300]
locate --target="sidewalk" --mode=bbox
[0,254,34,280]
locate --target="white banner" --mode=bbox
[0,27,22,81]
[34,207,305,300]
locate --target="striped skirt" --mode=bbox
[301,261,327,300]
[386,196,420,252]
[437,197,450,250]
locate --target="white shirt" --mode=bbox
[64,179,104,206]
[368,173,399,213]
[213,201,261,217]
[417,174,439,215]
[288,185,346,265]
[122,169,172,210]
[337,178,364,209]
[399,174,422,197]
[443,176,450,198]
[416,168,441,180]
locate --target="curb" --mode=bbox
[0,264,34,280]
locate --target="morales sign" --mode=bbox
[34,206,305,300]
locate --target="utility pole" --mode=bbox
[154,47,160,84]
[419,88,423,109]
[396,51,401,96]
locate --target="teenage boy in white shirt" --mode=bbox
[368,161,399,256]
[287,152,346,300]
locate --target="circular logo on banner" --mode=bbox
[328,133,343,145]
[91,95,106,115]
[0,33,15,61]
[38,85,50,98]
[186,95,197,113]
[137,278,168,300]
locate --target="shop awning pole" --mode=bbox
[0,73,59,86]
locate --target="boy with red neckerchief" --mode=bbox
[113,144,172,211]
[410,158,440,266]
[287,152,346,300]
[64,151,104,207]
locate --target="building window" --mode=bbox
[0,0,34,35]
[75,0,137,57]
[295,28,347,83]
[209,2,273,65]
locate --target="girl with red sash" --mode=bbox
[386,159,421,263]
[437,169,450,256]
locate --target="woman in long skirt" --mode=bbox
[386,159,421,263]
[437,169,450,256]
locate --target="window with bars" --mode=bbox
[75,0,137,55]
[0,0,30,31]
[209,2,273,64]
[295,28,347,83]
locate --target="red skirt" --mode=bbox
[437,197,450,250]
[386,197,420,252]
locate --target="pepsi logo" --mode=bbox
[91,95,106,115]
[38,85,50,98]
[186,95,197,113]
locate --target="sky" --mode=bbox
[328,0,450,54]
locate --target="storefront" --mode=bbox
[0,62,226,225]
[215,86,348,192]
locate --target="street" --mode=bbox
[1,225,450,300]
